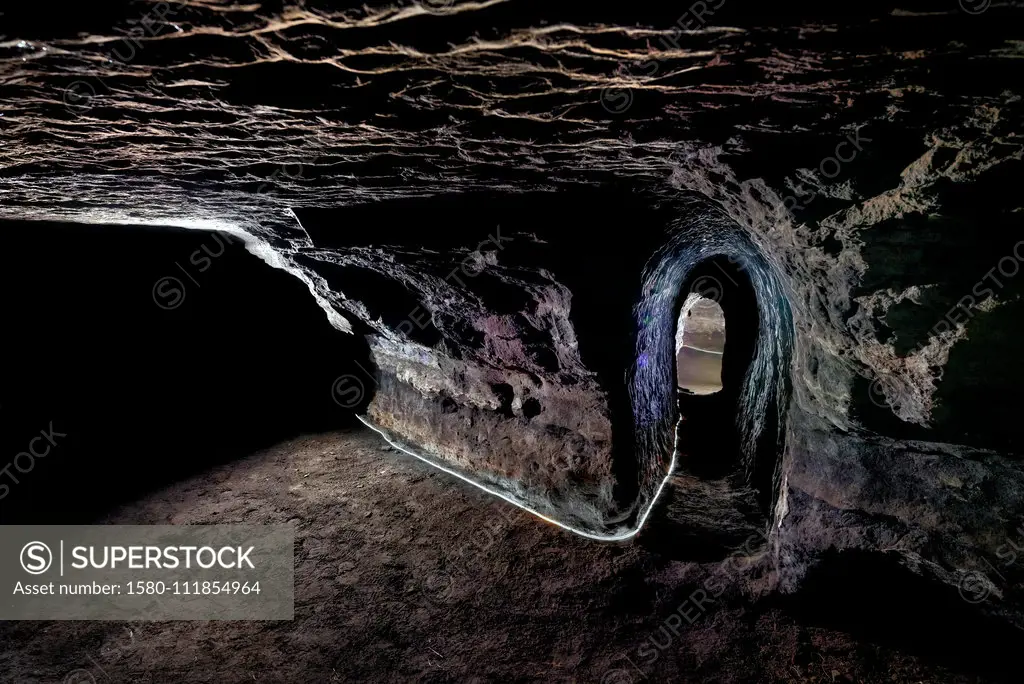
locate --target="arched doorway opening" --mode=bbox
[632,205,795,538]
[674,256,760,481]
[676,294,726,395]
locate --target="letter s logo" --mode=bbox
[20,541,53,575]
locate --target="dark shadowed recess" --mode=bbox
[0,220,373,524]
[768,549,1024,682]
[847,158,1024,453]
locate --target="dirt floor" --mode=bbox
[0,426,1014,683]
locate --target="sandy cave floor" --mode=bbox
[0,426,1007,683]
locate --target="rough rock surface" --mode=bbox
[2,0,1024,625]
[2,427,1019,683]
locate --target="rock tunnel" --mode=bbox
[274,190,797,541]
[2,0,1024,679]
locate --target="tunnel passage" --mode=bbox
[673,257,760,482]
[0,219,375,524]
[292,192,792,537]
[294,190,681,537]
[633,202,794,521]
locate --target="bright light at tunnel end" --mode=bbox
[355,414,678,542]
